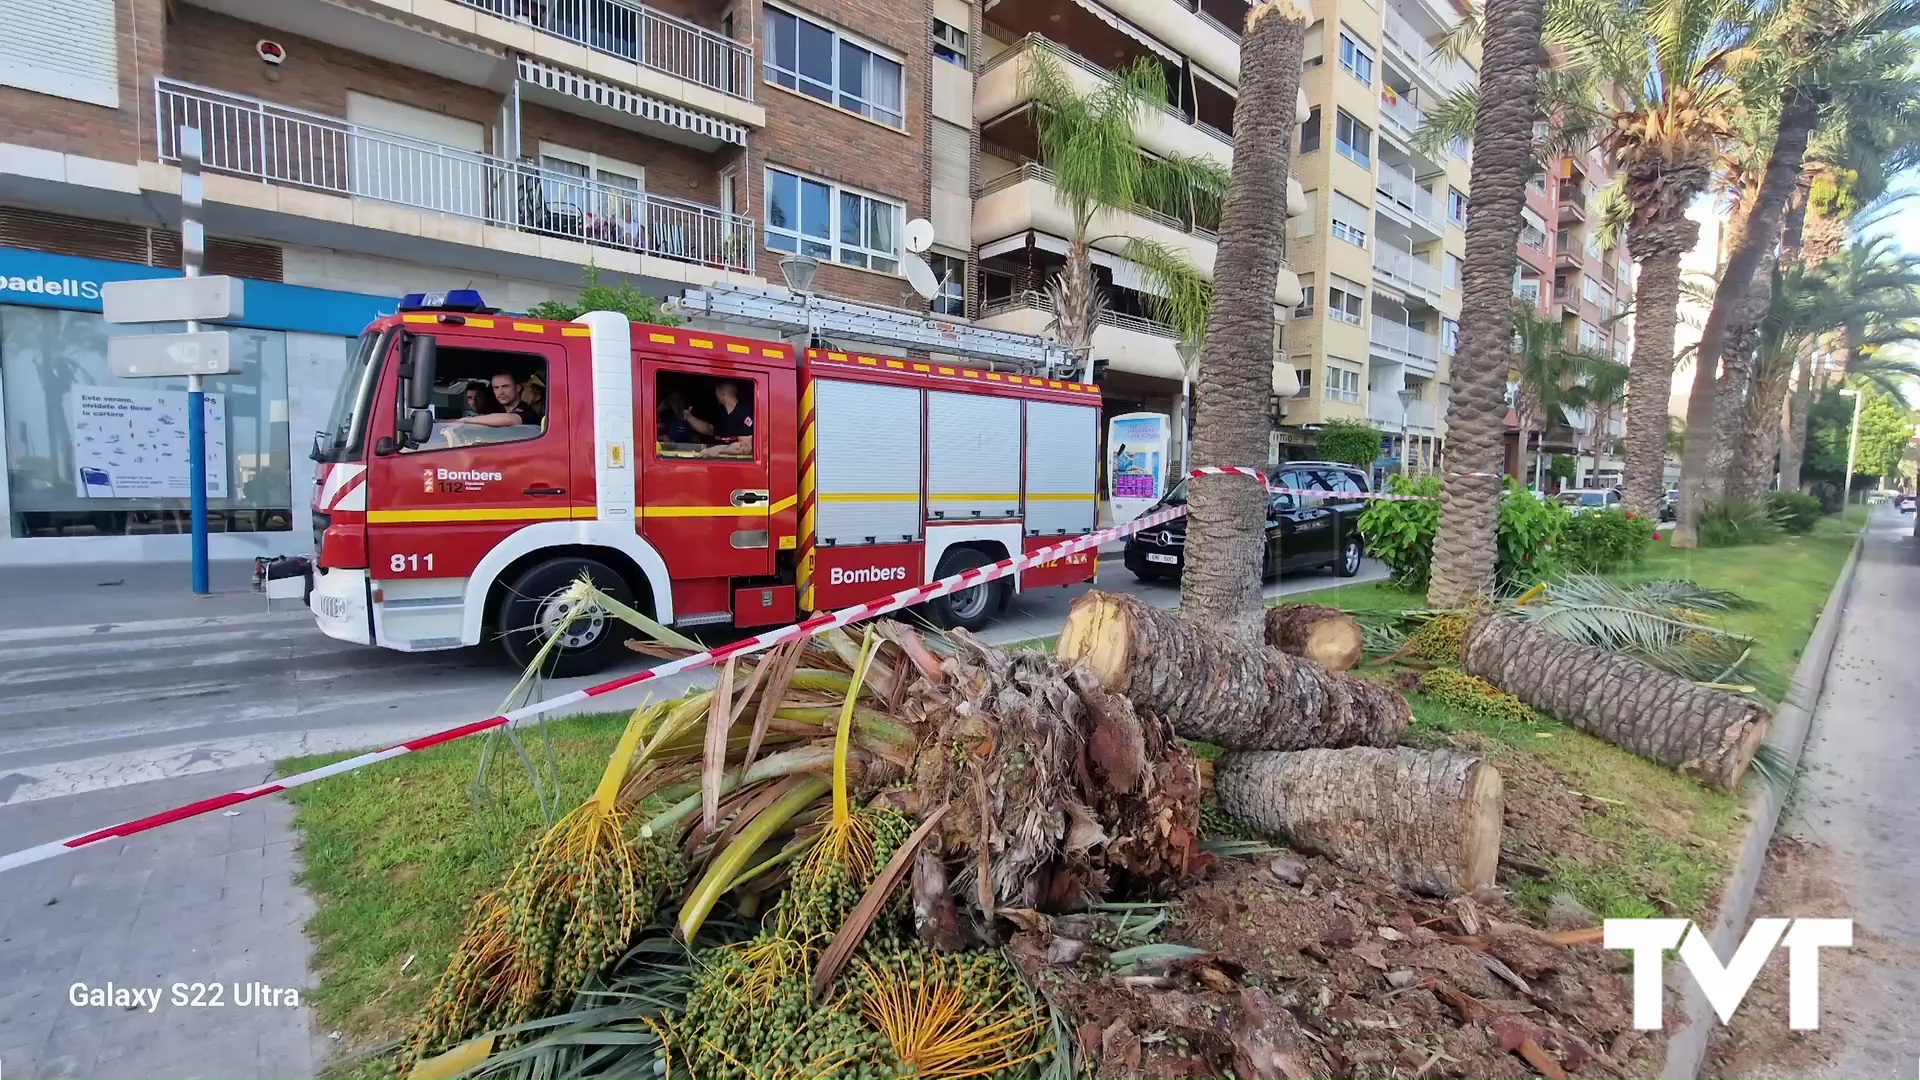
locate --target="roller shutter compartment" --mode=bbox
[926,390,1022,521]
[813,379,924,545]
[1024,401,1098,535]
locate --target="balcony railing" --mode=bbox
[981,162,1205,237]
[980,289,1179,338]
[1368,395,1437,431]
[1378,92,1425,143]
[1369,318,1440,364]
[451,0,752,100]
[155,79,754,273]
[1373,245,1441,296]
[1382,7,1475,94]
[981,36,1227,146]
[1376,169,1442,231]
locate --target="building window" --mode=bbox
[1328,282,1365,325]
[927,252,966,316]
[1600,285,1615,311]
[1338,31,1374,85]
[1442,318,1460,353]
[1330,193,1369,249]
[1300,107,1322,154]
[1582,277,1601,304]
[1444,254,1461,289]
[1335,109,1372,167]
[765,166,903,273]
[1295,283,1316,317]
[1520,225,1546,251]
[1515,279,1541,303]
[1580,321,1602,349]
[1527,173,1548,197]
[1448,188,1468,226]
[1586,234,1603,261]
[539,144,645,236]
[1449,136,1470,160]
[764,3,905,128]
[1292,368,1313,398]
[932,19,968,67]
[1324,364,1362,403]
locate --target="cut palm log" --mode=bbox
[1214,747,1503,895]
[1057,591,1410,750]
[1264,604,1364,671]
[1461,614,1768,790]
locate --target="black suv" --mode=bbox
[1123,460,1370,583]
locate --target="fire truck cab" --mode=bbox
[307,291,1100,675]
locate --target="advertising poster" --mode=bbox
[1107,412,1170,524]
[69,386,229,500]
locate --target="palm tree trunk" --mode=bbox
[1053,233,1098,352]
[1672,93,1820,546]
[1621,221,1698,516]
[1710,253,1774,497]
[1736,364,1791,500]
[1779,344,1815,491]
[1178,0,1303,643]
[1425,0,1543,608]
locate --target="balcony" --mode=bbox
[1368,318,1440,377]
[1372,245,1442,304]
[1378,91,1427,148]
[1382,6,1475,97]
[978,289,1185,381]
[975,163,1303,306]
[1558,193,1587,222]
[153,79,755,278]
[1368,393,1438,434]
[185,0,762,130]
[1375,169,1443,237]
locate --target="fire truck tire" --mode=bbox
[497,556,636,677]
[927,546,1008,632]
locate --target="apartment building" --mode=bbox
[965,0,1307,465]
[1281,0,1475,480]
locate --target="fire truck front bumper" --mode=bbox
[309,567,373,646]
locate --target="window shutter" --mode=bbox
[0,0,117,107]
[931,120,970,196]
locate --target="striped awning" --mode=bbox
[516,56,750,147]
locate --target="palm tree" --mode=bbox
[1419,0,1549,608]
[1510,304,1620,483]
[1674,0,1920,544]
[1024,54,1227,352]
[1177,0,1306,643]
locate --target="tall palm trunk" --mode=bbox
[1425,0,1544,608]
[1778,204,1845,492]
[1620,219,1699,515]
[1711,253,1774,496]
[1177,0,1303,643]
[1736,358,1792,500]
[1672,93,1820,545]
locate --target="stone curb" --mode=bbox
[1660,526,1868,1079]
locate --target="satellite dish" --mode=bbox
[904,218,936,254]
[902,252,941,300]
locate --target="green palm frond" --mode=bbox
[1509,574,1761,682]
[1121,237,1214,345]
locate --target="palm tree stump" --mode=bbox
[1057,592,1411,750]
[1461,614,1769,790]
[1264,604,1365,671]
[1214,747,1504,896]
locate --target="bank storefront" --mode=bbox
[0,248,392,565]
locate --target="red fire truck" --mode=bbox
[306,291,1101,674]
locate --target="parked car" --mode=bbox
[1557,487,1625,512]
[1896,492,1914,514]
[1124,461,1369,583]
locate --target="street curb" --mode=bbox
[1660,525,1868,1079]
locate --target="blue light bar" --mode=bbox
[397,289,493,313]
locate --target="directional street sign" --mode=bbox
[101,275,243,324]
[108,331,233,378]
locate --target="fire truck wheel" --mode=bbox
[497,556,635,677]
[928,547,1007,632]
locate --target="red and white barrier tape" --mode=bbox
[0,503,1189,875]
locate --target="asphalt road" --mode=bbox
[0,557,1387,806]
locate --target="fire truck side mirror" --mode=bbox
[402,335,437,412]
[407,408,435,446]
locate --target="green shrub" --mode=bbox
[1764,491,1823,534]
[1316,419,1387,468]
[1549,454,1577,484]
[1699,497,1785,547]
[1559,507,1656,573]
[1356,476,1566,594]
[1357,474,1442,589]
[1496,480,1569,592]
[526,266,679,326]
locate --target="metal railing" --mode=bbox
[981,36,1226,144]
[1378,92,1425,142]
[155,79,755,273]
[1368,396,1436,431]
[979,162,1195,235]
[979,289,1180,338]
[1373,244,1441,296]
[1369,318,1440,364]
[1376,168,1441,230]
[1382,7,1475,93]
[450,0,751,100]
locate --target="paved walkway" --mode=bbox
[1709,507,1920,1077]
[0,770,322,1079]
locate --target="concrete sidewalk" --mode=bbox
[0,770,321,1079]
[0,560,280,632]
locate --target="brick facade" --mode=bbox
[0,0,164,162]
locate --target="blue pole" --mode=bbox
[188,374,209,595]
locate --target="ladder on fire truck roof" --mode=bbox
[671,284,1088,380]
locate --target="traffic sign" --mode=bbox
[108,331,233,378]
[101,275,243,324]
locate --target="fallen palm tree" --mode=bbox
[1264,603,1365,670]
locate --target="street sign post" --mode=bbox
[97,127,220,595]
[101,275,243,324]
[107,330,233,378]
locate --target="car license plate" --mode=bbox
[1146,553,1179,565]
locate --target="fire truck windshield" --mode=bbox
[314,328,391,462]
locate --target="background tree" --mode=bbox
[1178,0,1306,643]
[1419,0,1547,608]
[526,266,679,325]
[1511,304,1619,485]
[1025,55,1226,351]
[1316,419,1387,469]
[1807,382,1918,482]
